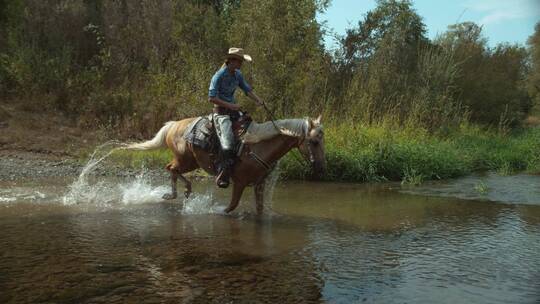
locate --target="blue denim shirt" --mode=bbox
[208,67,252,104]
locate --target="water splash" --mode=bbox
[262,161,281,213]
[0,187,49,204]
[63,141,119,205]
[181,189,224,215]
[120,173,169,205]
[61,141,219,211]
[61,141,168,206]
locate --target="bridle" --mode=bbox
[258,100,318,167]
[295,124,322,166]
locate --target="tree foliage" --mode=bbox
[527,22,540,109]
[436,22,530,126]
[227,0,328,116]
[335,0,462,130]
[0,0,535,135]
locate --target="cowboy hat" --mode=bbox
[226,47,252,62]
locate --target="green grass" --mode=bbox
[101,122,540,184]
[474,181,489,194]
[280,122,540,183]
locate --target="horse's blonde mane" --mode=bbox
[242,118,308,144]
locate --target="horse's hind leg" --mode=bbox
[163,161,179,200]
[178,173,192,198]
[163,158,195,200]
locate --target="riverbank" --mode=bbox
[105,122,540,184]
[0,150,170,181]
[281,123,540,183]
[1,104,539,184]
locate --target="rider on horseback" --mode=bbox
[208,47,264,188]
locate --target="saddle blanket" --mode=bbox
[184,114,253,151]
[184,115,214,150]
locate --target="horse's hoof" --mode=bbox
[162,193,177,200]
[184,191,191,199]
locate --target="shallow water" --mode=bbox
[0,173,539,303]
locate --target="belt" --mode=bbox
[213,106,240,120]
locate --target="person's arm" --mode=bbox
[237,71,263,106]
[247,91,263,106]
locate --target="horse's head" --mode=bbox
[299,115,326,180]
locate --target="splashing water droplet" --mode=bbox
[62,141,168,207]
[63,142,121,205]
[120,171,169,205]
[181,189,221,215]
[262,161,281,213]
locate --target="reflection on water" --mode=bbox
[0,175,539,303]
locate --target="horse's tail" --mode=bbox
[125,121,175,150]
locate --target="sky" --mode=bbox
[317,0,540,49]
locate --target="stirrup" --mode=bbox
[216,170,230,188]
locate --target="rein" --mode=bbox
[259,100,281,134]
[258,100,311,167]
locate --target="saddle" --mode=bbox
[184,112,277,183]
[183,112,252,155]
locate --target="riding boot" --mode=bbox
[216,150,235,188]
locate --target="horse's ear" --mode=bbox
[314,115,322,126]
[307,118,314,130]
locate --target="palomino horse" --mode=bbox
[126,115,325,214]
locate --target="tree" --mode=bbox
[437,22,530,126]
[341,0,426,68]
[227,0,329,117]
[338,0,430,123]
[435,22,486,120]
[527,22,540,110]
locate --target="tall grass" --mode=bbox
[105,122,540,183]
[279,122,540,182]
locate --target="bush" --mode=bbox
[279,121,540,183]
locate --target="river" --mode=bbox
[1,172,539,303]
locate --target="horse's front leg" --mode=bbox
[254,182,265,216]
[225,182,246,213]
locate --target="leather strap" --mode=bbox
[248,151,272,171]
